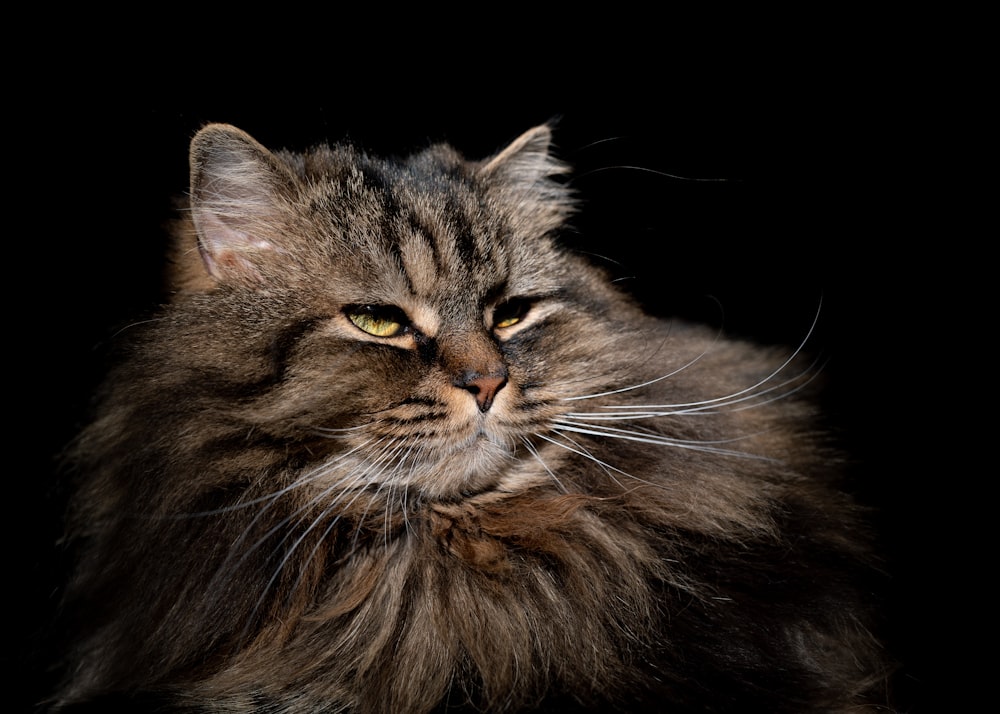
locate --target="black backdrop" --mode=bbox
[12,56,942,712]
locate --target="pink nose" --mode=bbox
[458,373,507,413]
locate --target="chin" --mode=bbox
[410,438,515,500]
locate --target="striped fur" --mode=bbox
[48,124,893,713]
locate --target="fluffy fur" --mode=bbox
[47,123,892,712]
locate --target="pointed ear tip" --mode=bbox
[195,121,241,136]
[529,123,554,142]
[190,123,256,152]
[499,124,554,159]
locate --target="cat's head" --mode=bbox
[157,124,650,500]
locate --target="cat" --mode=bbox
[44,122,893,713]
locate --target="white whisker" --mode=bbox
[314,422,374,436]
[534,432,636,483]
[175,437,381,519]
[202,435,396,624]
[537,431,630,490]
[561,343,713,402]
[239,436,409,640]
[520,436,568,493]
[563,366,817,419]
[219,451,377,590]
[550,421,775,461]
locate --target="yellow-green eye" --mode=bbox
[493,298,531,330]
[495,314,520,329]
[346,305,407,337]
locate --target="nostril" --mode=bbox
[456,372,508,413]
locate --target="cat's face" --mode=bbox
[175,123,650,501]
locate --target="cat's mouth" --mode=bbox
[339,398,524,499]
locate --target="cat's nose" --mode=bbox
[456,371,508,413]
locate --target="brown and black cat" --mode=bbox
[46,123,893,712]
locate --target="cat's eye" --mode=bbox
[493,298,532,330]
[345,304,408,338]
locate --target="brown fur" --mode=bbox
[47,124,893,713]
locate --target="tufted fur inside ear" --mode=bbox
[188,123,298,286]
[478,124,576,236]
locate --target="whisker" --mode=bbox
[220,454,375,585]
[537,431,630,491]
[534,432,638,485]
[572,162,732,183]
[174,437,381,519]
[566,304,823,413]
[347,443,411,552]
[561,339,713,403]
[566,358,822,418]
[550,422,775,461]
[520,436,568,493]
[535,432,632,478]
[289,437,409,574]
[202,435,395,624]
[239,437,407,641]
[313,422,374,436]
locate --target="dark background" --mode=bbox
[11,38,953,712]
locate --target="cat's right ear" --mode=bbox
[187,123,297,287]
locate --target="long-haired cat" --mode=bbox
[46,122,892,712]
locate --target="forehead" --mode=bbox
[298,145,565,310]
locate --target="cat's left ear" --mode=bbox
[478,125,575,232]
[481,125,562,182]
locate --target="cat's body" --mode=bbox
[47,124,891,712]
